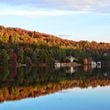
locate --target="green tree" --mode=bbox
[0,49,9,65]
[17,47,24,63]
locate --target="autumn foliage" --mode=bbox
[0,25,110,65]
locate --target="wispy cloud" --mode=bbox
[44,0,110,12]
[0,9,79,16]
[0,5,86,16]
[0,0,110,13]
[0,3,86,16]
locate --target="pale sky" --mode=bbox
[0,0,110,42]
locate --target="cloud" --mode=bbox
[45,0,110,12]
[0,7,83,16]
[0,3,87,16]
[0,0,110,13]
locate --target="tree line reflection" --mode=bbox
[0,65,110,102]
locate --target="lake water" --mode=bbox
[0,65,110,110]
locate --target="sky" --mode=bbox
[0,0,110,42]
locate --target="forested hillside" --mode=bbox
[0,25,110,65]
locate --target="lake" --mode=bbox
[0,65,110,110]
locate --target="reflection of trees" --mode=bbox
[66,67,76,74]
[0,66,110,102]
[0,66,9,82]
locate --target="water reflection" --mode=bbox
[66,67,76,74]
[0,65,110,102]
[0,86,110,110]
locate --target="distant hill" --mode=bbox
[0,25,110,50]
[0,25,110,65]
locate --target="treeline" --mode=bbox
[0,25,110,65]
[0,25,110,50]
